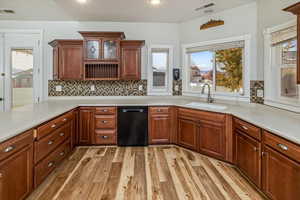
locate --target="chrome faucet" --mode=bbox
[201,83,214,103]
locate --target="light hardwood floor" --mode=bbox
[27,146,266,200]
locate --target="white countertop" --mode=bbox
[0,96,300,145]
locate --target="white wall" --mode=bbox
[179,2,258,80]
[0,21,180,100]
[257,0,299,79]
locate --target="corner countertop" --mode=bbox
[0,96,300,145]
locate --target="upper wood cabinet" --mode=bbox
[49,40,83,80]
[120,40,145,80]
[0,130,34,200]
[284,2,300,84]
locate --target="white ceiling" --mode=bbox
[0,0,255,23]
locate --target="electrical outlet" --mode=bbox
[138,85,143,91]
[55,85,62,92]
[174,85,179,91]
[90,85,95,92]
[256,89,264,98]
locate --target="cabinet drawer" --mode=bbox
[36,111,74,140]
[0,130,34,162]
[264,131,300,162]
[95,115,116,129]
[150,107,170,115]
[35,122,71,163]
[178,108,225,123]
[94,130,116,145]
[234,118,261,141]
[95,107,116,115]
[34,140,71,187]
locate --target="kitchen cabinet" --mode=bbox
[198,120,226,160]
[178,118,198,151]
[262,146,300,200]
[0,130,34,200]
[284,2,300,84]
[120,40,144,80]
[49,40,83,80]
[236,131,261,187]
[149,107,171,144]
[79,108,94,145]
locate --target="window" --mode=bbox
[264,22,300,112]
[183,37,248,99]
[148,45,173,95]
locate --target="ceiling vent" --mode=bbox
[0,9,15,15]
[195,3,215,12]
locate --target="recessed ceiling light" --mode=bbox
[77,0,87,4]
[150,0,161,6]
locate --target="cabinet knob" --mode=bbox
[48,162,55,168]
[102,121,108,124]
[48,140,54,145]
[51,124,56,128]
[60,152,65,156]
[62,118,67,122]
[253,147,258,152]
[277,143,288,151]
[102,135,109,139]
[60,133,65,137]
[3,145,15,153]
[102,109,108,112]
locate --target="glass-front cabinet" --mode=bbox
[103,39,118,59]
[86,40,100,60]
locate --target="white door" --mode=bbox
[2,33,41,111]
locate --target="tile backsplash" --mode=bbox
[250,80,264,104]
[48,80,147,96]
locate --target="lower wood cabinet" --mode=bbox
[0,130,34,200]
[236,131,261,187]
[79,108,94,145]
[178,118,198,151]
[198,121,226,160]
[149,107,172,144]
[262,145,300,200]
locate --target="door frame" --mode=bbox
[0,29,43,111]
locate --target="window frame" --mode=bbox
[147,45,174,96]
[182,35,251,101]
[264,19,300,112]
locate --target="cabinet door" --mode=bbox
[178,118,198,150]
[59,44,83,80]
[103,39,119,60]
[198,121,226,160]
[149,114,171,144]
[0,145,33,200]
[262,146,300,200]
[53,47,59,80]
[79,109,93,145]
[236,132,261,187]
[121,47,141,80]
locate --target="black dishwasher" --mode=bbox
[117,106,148,146]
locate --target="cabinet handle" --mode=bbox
[60,133,65,137]
[102,109,108,112]
[241,125,248,130]
[48,162,54,168]
[277,144,288,151]
[157,109,162,112]
[102,121,108,124]
[3,145,15,153]
[102,136,109,139]
[48,141,54,145]
[51,124,56,128]
[60,152,65,156]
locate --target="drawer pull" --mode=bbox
[277,144,288,151]
[241,125,248,130]
[48,141,54,145]
[62,118,67,122]
[51,124,56,128]
[102,135,109,139]
[102,109,108,112]
[48,162,54,168]
[102,121,108,124]
[3,146,15,153]
[157,109,162,112]
[60,133,65,137]
[60,152,65,156]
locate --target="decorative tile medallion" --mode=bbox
[48,80,147,96]
[250,80,264,104]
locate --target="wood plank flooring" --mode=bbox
[27,146,266,200]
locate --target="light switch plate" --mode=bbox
[55,85,62,92]
[256,89,264,98]
[174,85,179,91]
[90,85,95,92]
[138,85,143,91]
